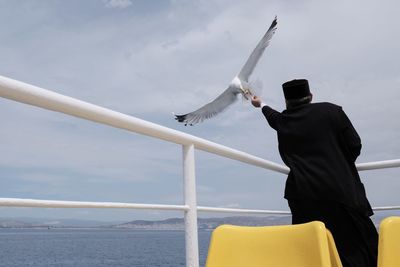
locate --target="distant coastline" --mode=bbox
[113,216,292,230]
[0,216,291,230]
[0,214,387,230]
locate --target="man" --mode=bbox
[251,79,378,267]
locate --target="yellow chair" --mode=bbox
[326,229,343,267]
[205,221,342,267]
[378,216,400,267]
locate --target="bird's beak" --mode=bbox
[240,87,253,100]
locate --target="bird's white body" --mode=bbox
[231,76,243,90]
[230,76,253,100]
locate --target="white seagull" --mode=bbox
[175,16,277,126]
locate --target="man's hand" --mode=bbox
[251,95,262,108]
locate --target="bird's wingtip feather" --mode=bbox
[174,114,187,122]
[270,16,278,28]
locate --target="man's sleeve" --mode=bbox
[339,109,362,162]
[261,105,281,130]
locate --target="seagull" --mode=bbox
[175,16,277,126]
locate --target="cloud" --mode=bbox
[104,0,133,9]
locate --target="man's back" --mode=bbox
[262,102,372,215]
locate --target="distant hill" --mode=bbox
[113,214,390,231]
[0,217,119,228]
[0,216,291,229]
[0,213,390,230]
[113,216,292,230]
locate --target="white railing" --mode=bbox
[0,75,399,267]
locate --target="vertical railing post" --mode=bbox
[182,144,199,267]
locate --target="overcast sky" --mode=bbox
[0,0,399,222]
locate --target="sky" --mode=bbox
[0,0,399,222]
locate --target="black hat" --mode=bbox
[282,79,311,100]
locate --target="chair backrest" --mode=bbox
[326,229,343,267]
[378,216,400,267]
[205,221,335,267]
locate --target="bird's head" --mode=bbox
[231,76,253,100]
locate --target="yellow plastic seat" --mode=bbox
[378,216,400,267]
[205,221,342,267]
[326,229,343,267]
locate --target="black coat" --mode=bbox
[262,102,373,216]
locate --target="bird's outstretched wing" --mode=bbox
[175,86,240,126]
[237,16,277,82]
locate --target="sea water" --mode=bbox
[0,229,212,267]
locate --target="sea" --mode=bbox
[0,228,212,267]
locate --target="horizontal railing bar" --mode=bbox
[198,206,291,215]
[0,198,398,215]
[198,206,400,215]
[372,206,400,211]
[0,75,288,174]
[356,159,400,171]
[0,198,189,211]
